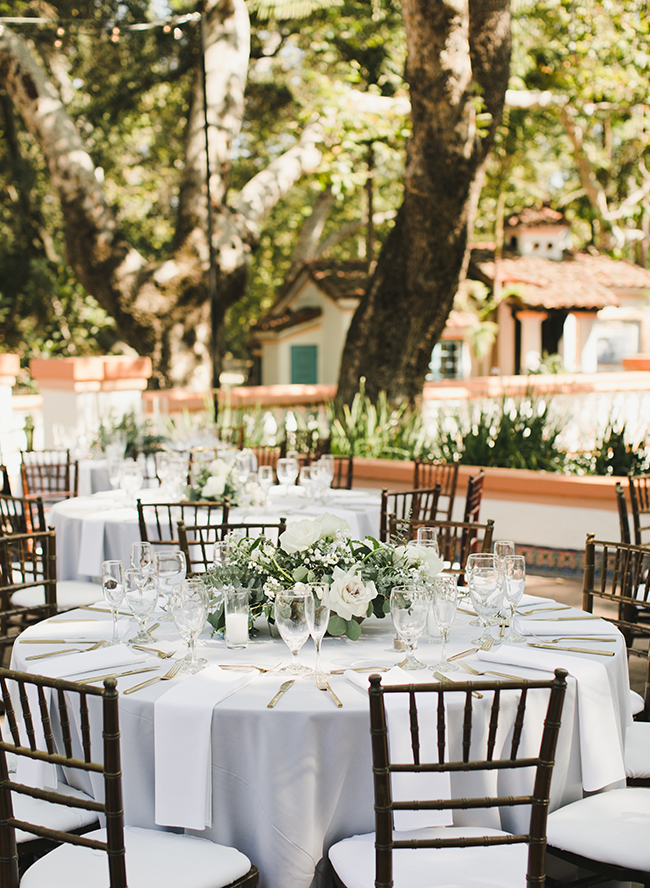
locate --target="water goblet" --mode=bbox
[257,465,274,506]
[234,451,253,486]
[299,465,314,499]
[416,526,439,553]
[466,553,504,647]
[125,567,159,644]
[155,550,187,621]
[274,587,312,674]
[305,583,330,681]
[170,579,208,673]
[276,457,299,491]
[390,584,429,670]
[130,541,153,573]
[102,560,125,646]
[106,458,123,494]
[119,460,144,506]
[431,575,458,672]
[503,554,526,643]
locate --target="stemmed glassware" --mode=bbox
[131,541,153,573]
[503,554,526,643]
[416,526,439,553]
[155,550,187,621]
[299,465,314,498]
[431,575,458,672]
[466,553,504,647]
[170,578,208,673]
[125,566,159,644]
[234,452,253,487]
[276,457,299,491]
[305,583,330,681]
[257,465,274,506]
[102,560,125,646]
[119,460,144,506]
[390,584,429,670]
[494,540,516,638]
[274,586,312,674]
[106,458,123,495]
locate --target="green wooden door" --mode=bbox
[291,345,318,384]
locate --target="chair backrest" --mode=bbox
[0,669,126,888]
[218,424,245,449]
[615,482,631,544]
[137,499,230,546]
[178,519,288,574]
[582,534,650,665]
[412,460,459,521]
[20,457,79,503]
[0,494,46,536]
[0,529,57,653]
[367,669,568,887]
[380,486,443,542]
[389,516,495,583]
[331,455,354,490]
[628,473,650,546]
[1,466,11,496]
[462,470,485,524]
[20,450,71,465]
[247,446,282,471]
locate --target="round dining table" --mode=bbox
[11,591,632,888]
[48,487,382,582]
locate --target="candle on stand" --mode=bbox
[226,612,249,649]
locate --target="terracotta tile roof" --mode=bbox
[303,258,369,300]
[505,207,569,228]
[469,248,650,310]
[252,307,321,334]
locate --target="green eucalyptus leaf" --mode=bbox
[345,619,362,641]
[328,614,348,636]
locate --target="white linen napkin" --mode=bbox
[13,645,148,790]
[24,617,131,642]
[517,614,613,636]
[154,665,257,830]
[477,646,626,791]
[345,667,453,830]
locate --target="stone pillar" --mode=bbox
[0,354,20,465]
[30,356,152,449]
[496,300,516,375]
[515,310,547,372]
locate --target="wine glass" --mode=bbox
[124,567,159,644]
[119,460,144,506]
[503,554,526,643]
[234,451,253,486]
[299,465,314,498]
[390,584,429,670]
[258,465,274,506]
[431,575,458,672]
[155,550,187,621]
[170,578,208,673]
[276,457,299,491]
[466,553,504,647]
[130,541,153,573]
[102,560,125,646]
[493,540,516,637]
[305,583,330,681]
[106,458,123,494]
[274,587,312,674]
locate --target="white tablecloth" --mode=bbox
[48,488,381,581]
[11,596,631,888]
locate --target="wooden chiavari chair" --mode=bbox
[412,459,459,521]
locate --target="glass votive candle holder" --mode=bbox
[225,588,250,650]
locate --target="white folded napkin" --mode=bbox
[345,667,453,830]
[25,617,131,642]
[13,645,148,790]
[477,646,626,792]
[154,665,257,830]
[517,614,612,636]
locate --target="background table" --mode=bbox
[11,598,632,888]
[48,488,381,581]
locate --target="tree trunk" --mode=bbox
[0,0,322,389]
[336,0,511,406]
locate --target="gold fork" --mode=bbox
[25,640,109,660]
[132,645,176,659]
[480,635,495,651]
[458,661,523,681]
[123,660,182,694]
[315,672,343,707]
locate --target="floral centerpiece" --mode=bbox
[186,457,264,507]
[204,513,444,640]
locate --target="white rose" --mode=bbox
[208,459,229,478]
[395,543,444,580]
[280,519,322,554]
[202,474,226,499]
[324,565,378,620]
[315,512,352,539]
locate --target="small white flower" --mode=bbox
[315,513,352,539]
[395,543,444,580]
[324,565,378,620]
[202,474,226,498]
[280,519,322,554]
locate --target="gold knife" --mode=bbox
[25,648,82,660]
[78,666,160,683]
[527,642,615,656]
[323,679,343,708]
[20,639,101,644]
[267,680,295,708]
[448,647,479,661]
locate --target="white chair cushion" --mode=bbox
[21,825,253,888]
[328,827,528,888]
[13,784,98,843]
[625,722,650,779]
[630,689,645,717]
[546,787,650,873]
[11,580,101,610]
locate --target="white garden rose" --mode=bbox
[395,543,444,580]
[324,565,378,620]
[202,474,226,499]
[208,459,229,477]
[279,519,322,554]
[315,512,352,539]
